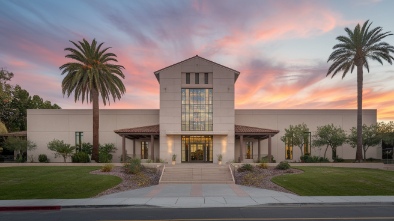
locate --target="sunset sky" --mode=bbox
[1,0,394,121]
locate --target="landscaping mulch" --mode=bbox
[233,167,303,195]
[90,166,162,197]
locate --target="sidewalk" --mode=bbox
[1,184,394,209]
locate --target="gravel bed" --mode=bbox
[90,165,301,197]
[90,166,162,197]
[234,167,303,195]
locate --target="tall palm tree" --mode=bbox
[60,39,126,162]
[327,20,394,161]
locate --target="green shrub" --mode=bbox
[309,156,320,163]
[301,155,330,163]
[47,139,75,163]
[99,152,112,163]
[72,152,90,163]
[101,163,114,172]
[237,163,254,172]
[240,172,265,186]
[99,143,117,154]
[80,142,92,154]
[300,155,309,162]
[261,155,276,163]
[98,143,117,163]
[333,157,344,162]
[125,158,143,174]
[4,137,36,163]
[276,161,290,170]
[38,154,49,163]
[131,173,151,187]
[258,162,268,169]
[15,153,26,163]
[318,157,329,162]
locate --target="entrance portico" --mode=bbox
[235,125,279,163]
[115,124,279,163]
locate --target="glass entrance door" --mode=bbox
[182,136,213,163]
[191,144,204,161]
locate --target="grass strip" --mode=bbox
[0,166,121,199]
[271,166,394,196]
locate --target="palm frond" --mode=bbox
[60,39,126,106]
[327,20,393,79]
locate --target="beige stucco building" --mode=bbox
[27,56,380,163]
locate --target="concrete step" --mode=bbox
[159,164,234,184]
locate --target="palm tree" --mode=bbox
[60,39,126,162]
[327,20,394,162]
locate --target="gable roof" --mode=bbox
[154,55,240,82]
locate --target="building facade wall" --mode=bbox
[27,108,379,163]
[157,56,236,163]
[235,109,379,162]
[27,109,159,162]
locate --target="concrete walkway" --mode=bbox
[1,184,394,209]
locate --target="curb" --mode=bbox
[3,202,394,210]
[0,206,61,212]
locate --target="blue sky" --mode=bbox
[1,0,394,120]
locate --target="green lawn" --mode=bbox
[0,166,122,199]
[272,167,394,196]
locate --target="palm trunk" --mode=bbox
[92,88,99,162]
[356,64,363,162]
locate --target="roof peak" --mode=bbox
[154,55,239,74]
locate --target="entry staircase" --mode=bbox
[159,164,235,184]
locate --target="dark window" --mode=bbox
[75,132,83,151]
[186,73,190,84]
[195,73,199,84]
[204,73,208,84]
[246,141,253,159]
[285,136,293,160]
[141,141,149,159]
[181,89,213,131]
[304,132,311,155]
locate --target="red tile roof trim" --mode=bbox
[114,125,159,134]
[235,125,279,134]
[114,124,278,135]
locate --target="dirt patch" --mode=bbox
[233,166,303,195]
[90,165,162,197]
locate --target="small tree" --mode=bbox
[312,124,347,159]
[378,121,394,146]
[47,139,75,163]
[280,123,309,156]
[4,137,36,162]
[348,124,380,160]
[378,121,394,160]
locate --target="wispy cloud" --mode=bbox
[0,0,393,121]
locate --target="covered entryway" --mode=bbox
[181,135,213,163]
[235,125,279,163]
[114,125,159,162]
